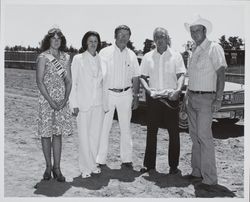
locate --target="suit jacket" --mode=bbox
[69,51,108,112]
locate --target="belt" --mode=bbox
[189,90,215,94]
[109,86,131,93]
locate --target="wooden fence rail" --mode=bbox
[4,51,245,84]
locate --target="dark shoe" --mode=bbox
[184,174,203,181]
[43,171,51,180]
[169,168,181,175]
[198,183,217,191]
[43,166,52,180]
[52,167,66,182]
[121,162,133,169]
[139,167,155,173]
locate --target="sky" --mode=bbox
[2,1,246,52]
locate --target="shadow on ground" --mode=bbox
[143,172,236,198]
[70,165,141,190]
[193,181,236,197]
[143,171,192,188]
[33,179,71,197]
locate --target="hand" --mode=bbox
[168,90,180,101]
[57,99,68,110]
[72,108,79,117]
[149,89,162,99]
[49,101,60,111]
[212,99,222,112]
[132,96,139,110]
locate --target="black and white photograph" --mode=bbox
[1,0,249,201]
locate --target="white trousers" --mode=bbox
[96,88,133,164]
[76,105,104,175]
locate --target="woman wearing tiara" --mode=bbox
[36,27,72,182]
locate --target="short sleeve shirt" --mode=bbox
[99,44,140,89]
[188,38,227,91]
[140,48,186,90]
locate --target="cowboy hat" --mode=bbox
[184,15,212,35]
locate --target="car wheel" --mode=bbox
[179,111,188,130]
[179,99,188,130]
[216,118,240,124]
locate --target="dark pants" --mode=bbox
[143,96,180,170]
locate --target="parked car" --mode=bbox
[138,77,244,130]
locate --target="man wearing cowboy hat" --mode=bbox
[184,15,227,186]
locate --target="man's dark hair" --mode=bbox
[114,25,131,39]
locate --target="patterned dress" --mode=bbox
[37,50,72,138]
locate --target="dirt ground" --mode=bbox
[4,68,245,198]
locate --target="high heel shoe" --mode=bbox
[43,167,52,180]
[52,167,66,182]
[43,171,52,180]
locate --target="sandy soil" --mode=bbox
[4,68,244,198]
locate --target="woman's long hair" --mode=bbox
[79,31,101,53]
[40,28,67,52]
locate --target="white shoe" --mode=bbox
[92,167,101,174]
[81,173,91,178]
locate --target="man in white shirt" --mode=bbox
[184,15,227,187]
[140,27,186,175]
[96,25,140,168]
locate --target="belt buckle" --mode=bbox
[124,86,130,91]
[121,87,129,92]
[110,87,130,93]
[114,88,122,93]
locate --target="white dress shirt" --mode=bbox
[99,44,140,89]
[188,38,227,91]
[140,48,186,90]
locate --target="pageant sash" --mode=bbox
[46,53,67,78]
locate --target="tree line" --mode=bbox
[4,41,132,53]
[4,35,244,55]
